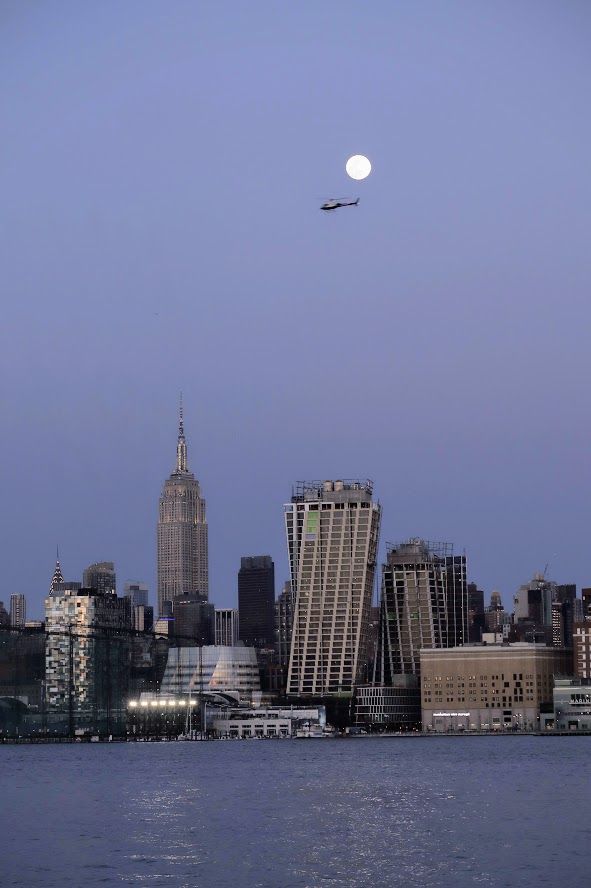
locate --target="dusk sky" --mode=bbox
[2,2,590,618]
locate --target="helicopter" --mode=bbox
[320,197,359,211]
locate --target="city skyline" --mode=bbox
[6,405,589,619]
[2,4,590,617]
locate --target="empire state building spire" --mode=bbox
[158,396,208,614]
[176,394,188,473]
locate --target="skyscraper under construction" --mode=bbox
[374,539,468,683]
[285,480,381,697]
[157,402,208,616]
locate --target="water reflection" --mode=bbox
[0,738,588,887]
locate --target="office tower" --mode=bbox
[124,582,151,630]
[485,589,505,633]
[83,562,116,596]
[215,608,239,646]
[48,550,64,596]
[124,582,149,608]
[514,573,555,634]
[467,583,485,643]
[0,602,9,627]
[45,586,131,727]
[582,588,591,619]
[172,595,215,646]
[286,480,381,697]
[238,556,275,648]
[275,582,294,667]
[375,539,449,682]
[157,401,208,615]
[132,605,154,632]
[552,585,576,648]
[445,554,469,646]
[10,594,26,628]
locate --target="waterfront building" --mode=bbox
[238,555,275,648]
[124,582,149,608]
[159,645,261,702]
[210,704,326,739]
[420,643,571,732]
[552,678,591,731]
[354,676,421,731]
[83,562,116,596]
[157,401,208,615]
[573,623,591,680]
[275,582,293,667]
[374,539,468,682]
[285,479,381,697]
[215,608,239,646]
[172,595,215,645]
[9,594,26,628]
[44,587,132,727]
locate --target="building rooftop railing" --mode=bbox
[292,479,374,500]
[386,539,453,558]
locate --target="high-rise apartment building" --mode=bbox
[238,556,275,648]
[83,562,116,596]
[10,594,26,628]
[286,480,381,697]
[375,540,447,682]
[45,587,131,727]
[374,539,469,682]
[215,608,239,646]
[157,402,208,615]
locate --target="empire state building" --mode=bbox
[157,403,208,615]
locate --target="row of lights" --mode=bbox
[128,699,198,708]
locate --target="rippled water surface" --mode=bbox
[1,736,589,887]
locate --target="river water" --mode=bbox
[1,736,589,887]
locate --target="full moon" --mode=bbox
[346,154,371,180]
